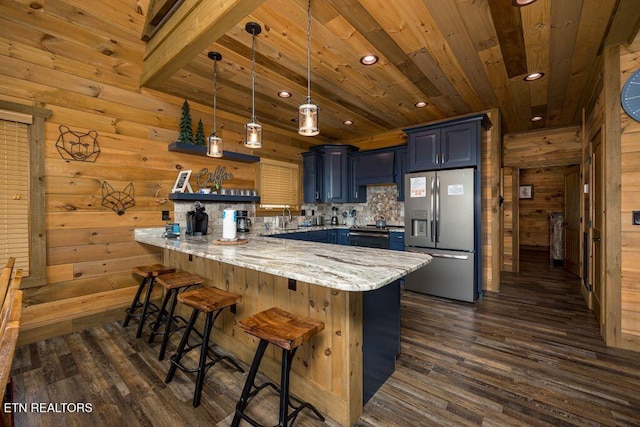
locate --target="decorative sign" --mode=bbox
[102,181,135,215]
[55,125,101,162]
[171,170,193,193]
[519,185,533,200]
[196,166,234,190]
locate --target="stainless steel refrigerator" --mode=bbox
[404,168,479,302]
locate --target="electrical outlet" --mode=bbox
[162,210,170,221]
[288,278,297,291]
[633,211,640,225]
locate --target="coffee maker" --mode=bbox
[186,202,209,235]
[236,210,252,232]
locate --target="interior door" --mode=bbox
[592,131,604,325]
[564,164,581,276]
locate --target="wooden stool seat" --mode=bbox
[148,271,203,361]
[156,271,204,289]
[123,264,176,338]
[238,307,325,351]
[165,286,244,408]
[179,287,242,313]
[232,307,325,427]
[132,264,175,279]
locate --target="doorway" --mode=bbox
[517,165,581,275]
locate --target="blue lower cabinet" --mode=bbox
[337,229,350,245]
[328,229,338,244]
[389,231,404,251]
[362,280,401,404]
[271,230,329,242]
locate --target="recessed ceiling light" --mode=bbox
[343,120,354,126]
[360,55,379,65]
[278,91,292,98]
[414,101,428,108]
[530,115,544,122]
[512,0,538,6]
[524,72,544,81]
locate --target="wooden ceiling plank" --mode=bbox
[487,0,528,79]
[559,0,617,125]
[422,0,499,110]
[545,0,583,128]
[140,0,266,89]
[605,0,640,46]
[521,0,551,110]
[456,0,498,52]
[324,0,442,100]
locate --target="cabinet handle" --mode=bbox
[441,153,446,163]
[327,192,331,199]
[435,154,439,164]
[315,191,319,200]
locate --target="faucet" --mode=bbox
[282,207,292,227]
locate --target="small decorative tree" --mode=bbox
[194,119,206,146]
[177,100,194,144]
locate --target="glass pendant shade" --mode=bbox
[244,121,262,148]
[207,51,223,158]
[206,133,223,157]
[298,102,319,136]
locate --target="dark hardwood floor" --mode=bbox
[8,250,640,426]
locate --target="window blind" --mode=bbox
[1,116,31,275]
[258,158,300,209]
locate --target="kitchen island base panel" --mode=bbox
[162,249,362,426]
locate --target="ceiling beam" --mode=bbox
[487,0,528,79]
[140,0,265,89]
[605,0,640,46]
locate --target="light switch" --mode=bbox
[633,211,640,225]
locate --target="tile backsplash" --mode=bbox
[172,184,405,232]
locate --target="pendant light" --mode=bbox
[206,51,223,157]
[244,22,262,148]
[298,0,319,136]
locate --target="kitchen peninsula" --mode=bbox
[135,228,431,425]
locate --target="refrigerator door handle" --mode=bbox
[435,176,440,243]
[430,177,435,242]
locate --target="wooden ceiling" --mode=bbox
[142,0,640,145]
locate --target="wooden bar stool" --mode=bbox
[122,264,175,338]
[148,271,203,360]
[231,307,325,427]
[165,286,244,408]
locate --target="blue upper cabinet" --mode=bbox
[355,149,395,185]
[406,115,487,172]
[303,145,358,203]
[394,147,407,201]
[349,155,367,203]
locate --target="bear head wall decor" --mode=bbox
[56,125,101,162]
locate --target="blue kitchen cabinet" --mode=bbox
[328,229,338,244]
[272,230,329,243]
[406,116,484,172]
[355,148,395,185]
[389,231,404,251]
[394,147,407,201]
[348,155,367,203]
[337,229,350,245]
[303,145,358,203]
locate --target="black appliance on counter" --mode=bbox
[348,225,404,249]
[236,210,252,232]
[186,202,209,235]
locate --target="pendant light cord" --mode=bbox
[306,0,312,103]
[213,58,218,133]
[251,31,257,122]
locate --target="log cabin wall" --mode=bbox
[501,127,582,272]
[518,166,569,250]
[619,34,640,348]
[0,2,306,345]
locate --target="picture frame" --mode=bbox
[171,170,193,193]
[519,184,533,200]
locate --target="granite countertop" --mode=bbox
[135,228,429,292]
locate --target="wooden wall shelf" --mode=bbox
[169,193,260,203]
[168,142,260,163]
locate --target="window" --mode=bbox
[1,112,31,276]
[256,158,300,214]
[0,101,50,288]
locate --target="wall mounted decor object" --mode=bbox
[55,125,101,162]
[519,184,533,199]
[102,181,135,215]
